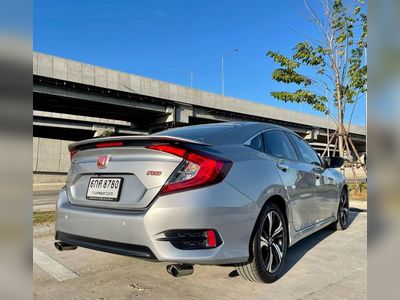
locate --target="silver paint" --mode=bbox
[56,122,346,264]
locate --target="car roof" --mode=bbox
[154,122,289,145]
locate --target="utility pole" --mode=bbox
[365,47,367,159]
[181,71,194,88]
[221,48,238,96]
[326,87,330,157]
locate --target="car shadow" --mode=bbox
[280,211,360,278]
[227,212,361,279]
[350,207,367,213]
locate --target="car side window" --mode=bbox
[289,133,321,166]
[263,130,298,161]
[246,134,264,152]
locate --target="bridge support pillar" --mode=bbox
[175,105,193,124]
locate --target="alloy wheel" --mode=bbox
[339,191,349,227]
[260,211,284,273]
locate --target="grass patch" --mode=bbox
[348,182,367,201]
[33,211,56,225]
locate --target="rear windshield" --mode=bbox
[154,124,236,141]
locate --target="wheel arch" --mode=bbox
[336,183,349,211]
[247,194,291,261]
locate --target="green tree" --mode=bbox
[267,0,367,159]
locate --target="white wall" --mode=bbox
[33,137,72,184]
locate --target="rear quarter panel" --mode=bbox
[328,168,347,209]
[214,144,292,225]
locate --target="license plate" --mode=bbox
[86,177,123,201]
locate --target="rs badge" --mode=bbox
[146,170,162,176]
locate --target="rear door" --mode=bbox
[288,133,338,221]
[262,130,316,231]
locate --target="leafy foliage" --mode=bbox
[271,90,328,112]
[271,68,312,86]
[267,0,367,116]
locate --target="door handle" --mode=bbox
[277,163,289,172]
[313,172,321,179]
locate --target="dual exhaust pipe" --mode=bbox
[55,241,194,277]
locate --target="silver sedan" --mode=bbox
[55,122,349,283]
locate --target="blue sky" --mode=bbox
[33,0,366,126]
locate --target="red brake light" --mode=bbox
[95,141,124,148]
[146,144,186,157]
[146,144,232,195]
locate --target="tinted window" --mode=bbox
[247,134,264,152]
[289,133,321,166]
[263,130,298,161]
[154,124,235,140]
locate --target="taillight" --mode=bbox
[69,141,124,161]
[146,144,232,195]
[96,141,124,148]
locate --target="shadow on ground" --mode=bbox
[350,207,367,213]
[228,211,361,279]
[281,211,360,277]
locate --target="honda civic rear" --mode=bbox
[55,129,259,265]
[55,122,348,283]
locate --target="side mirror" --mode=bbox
[324,156,345,168]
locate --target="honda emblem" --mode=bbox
[97,155,111,169]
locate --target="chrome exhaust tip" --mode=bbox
[54,241,77,251]
[166,264,194,277]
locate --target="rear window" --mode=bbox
[154,124,236,141]
[246,134,264,152]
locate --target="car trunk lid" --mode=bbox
[66,136,208,210]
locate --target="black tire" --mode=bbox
[236,202,288,283]
[330,188,350,230]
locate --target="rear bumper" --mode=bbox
[55,183,258,265]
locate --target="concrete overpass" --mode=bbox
[33,52,366,142]
[33,52,366,186]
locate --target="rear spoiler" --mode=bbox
[68,135,210,152]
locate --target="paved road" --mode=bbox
[33,211,367,299]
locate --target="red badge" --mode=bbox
[97,155,111,169]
